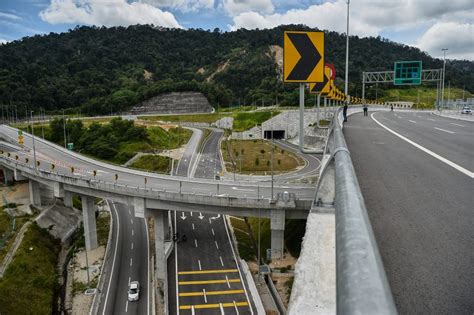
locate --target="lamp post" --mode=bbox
[30,111,37,172]
[62,109,67,148]
[344,0,350,103]
[441,48,448,110]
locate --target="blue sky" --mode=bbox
[1,0,473,60]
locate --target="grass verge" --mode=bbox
[0,223,60,314]
[129,155,172,173]
[222,139,304,175]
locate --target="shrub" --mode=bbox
[255,158,259,166]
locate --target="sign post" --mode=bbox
[284,31,324,153]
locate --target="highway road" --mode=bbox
[98,202,151,315]
[0,124,316,202]
[169,128,255,314]
[344,111,474,314]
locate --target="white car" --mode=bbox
[461,106,472,114]
[128,281,140,302]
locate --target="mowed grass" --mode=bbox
[222,139,304,175]
[0,223,60,314]
[129,155,172,173]
[379,87,472,108]
[139,110,279,132]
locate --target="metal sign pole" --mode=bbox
[317,93,321,127]
[299,83,305,152]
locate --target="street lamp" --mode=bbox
[344,0,350,103]
[30,111,37,172]
[441,48,448,110]
[62,109,67,148]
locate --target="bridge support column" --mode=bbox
[29,180,42,206]
[270,209,286,260]
[153,210,167,310]
[81,195,98,251]
[64,191,74,208]
[1,167,14,185]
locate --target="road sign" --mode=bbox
[18,130,22,136]
[18,135,24,145]
[310,65,332,94]
[394,61,422,85]
[67,142,74,150]
[284,31,324,83]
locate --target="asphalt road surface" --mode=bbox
[0,124,315,200]
[344,111,474,314]
[169,128,254,314]
[98,202,150,315]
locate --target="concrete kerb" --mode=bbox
[89,200,114,315]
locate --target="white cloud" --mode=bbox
[231,1,379,37]
[222,0,274,16]
[39,0,182,28]
[0,12,22,20]
[142,0,214,12]
[0,39,10,45]
[417,22,474,60]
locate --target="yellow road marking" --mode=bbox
[178,269,238,275]
[178,279,241,285]
[179,289,244,297]
[180,302,249,310]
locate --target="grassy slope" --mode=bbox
[377,87,472,107]
[129,155,172,173]
[0,223,60,314]
[139,110,279,132]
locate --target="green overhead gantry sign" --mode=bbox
[394,61,422,85]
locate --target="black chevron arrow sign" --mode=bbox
[286,33,321,81]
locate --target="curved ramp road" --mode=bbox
[344,111,474,314]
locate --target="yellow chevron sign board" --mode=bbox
[309,65,332,94]
[284,31,324,83]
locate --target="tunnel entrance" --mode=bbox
[264,130,285,139]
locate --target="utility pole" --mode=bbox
[40,108,45,139]
[31,111,37,172]
[344,0,350,103]
[441,48,448,109]
[62,109,67,148]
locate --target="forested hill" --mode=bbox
[0,24,472,116]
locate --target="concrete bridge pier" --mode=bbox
[270,209,286,260]
[1,167,14,185]
[29,180,42,206]
[81,195,98,251]
[63,191,74,208]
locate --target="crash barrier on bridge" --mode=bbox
[321,106,397,313]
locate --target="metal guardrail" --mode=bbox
[325,107,397,314]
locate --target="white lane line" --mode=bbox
[192,223,195,230]
[102,201,120,315]
[195,239,198,248]
[131,229,134,236]
[211,228,215,236]
[198,259,202,271]
[225,275,231,288]
[131,242,134,250]
[409,120,417,123]
[130,219,133,225]
[203,289,207,303]
[128,277,131,285]
[434,127,455,134]
[233,301,239,315]
[209,218,212,224]
[215,241,219,249]
[125,301,128,313]
[144,217,151,315]
[372,113,473,179]
[450,123,464,127]
[220,303,225,314]
[190,211,193,217]
[219,256,224,267]
[174,212,179,314]
[427,118,436,122]
[130,258,133,266]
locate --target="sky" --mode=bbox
[0,0,473,60]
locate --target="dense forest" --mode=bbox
[0,24,472,116]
